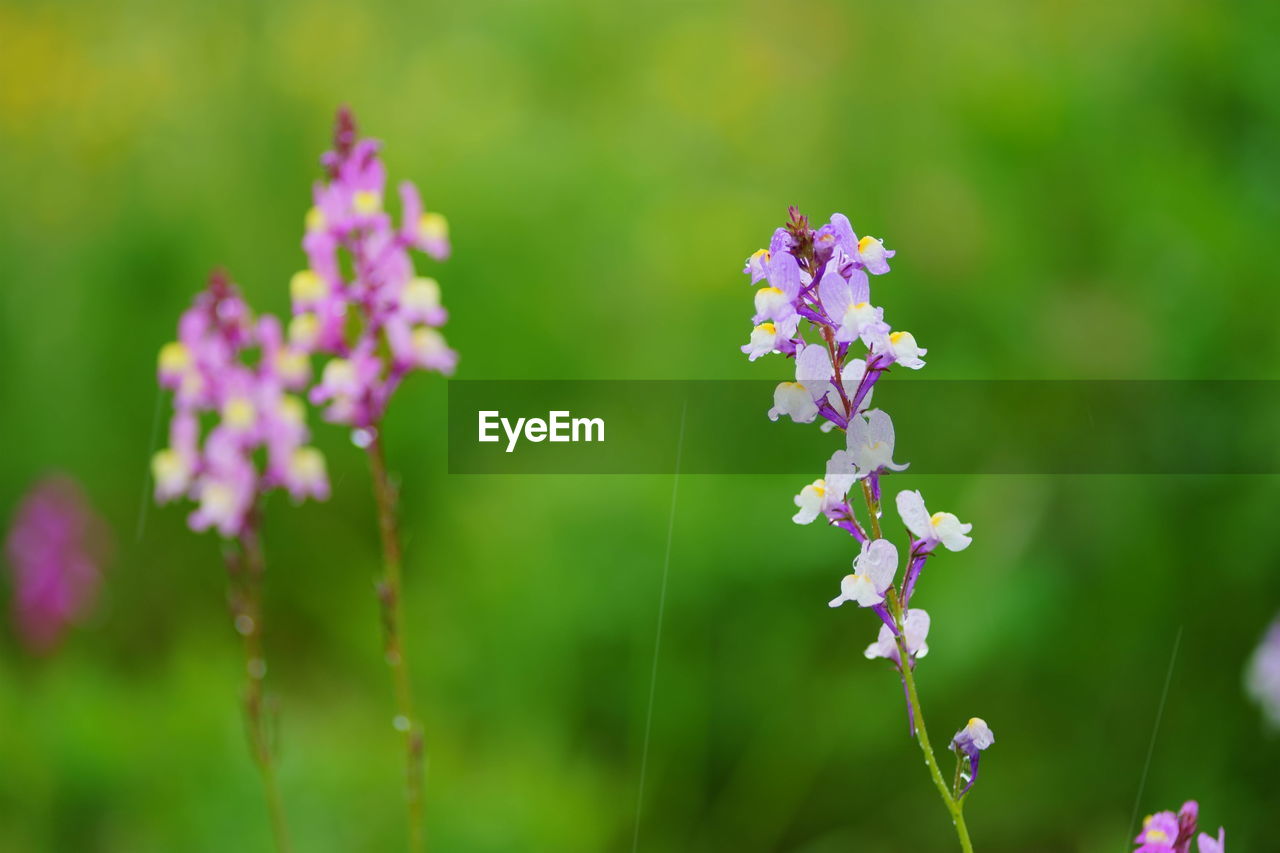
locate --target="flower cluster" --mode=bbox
[743,208,991,805]
[292,107,457,429]
[5,476,109,653]
[153,271,330,538]
[1133,801,1224,853]
[1246,612,1280,729]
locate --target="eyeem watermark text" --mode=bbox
[477,410,606,453]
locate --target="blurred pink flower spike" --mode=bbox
[5,475,111,654]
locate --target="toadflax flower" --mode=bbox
[744,207,985,849]
[153,270,329,538]
[829,539,898,608]
[865,607,931,667]
[1132,800,1220,853]
[292,107,457,428]
[1246,612,1280,729]
[5,476,110,654]
[846,409,908,479]
[949,717,995,797]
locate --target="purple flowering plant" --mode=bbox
[288,107,456,852]
[153,269,329,851]
[151,107,455,852]
[743,207,989,850]
[1132,801,1225,853]
[5,476,110,654]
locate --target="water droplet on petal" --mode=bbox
[351,428,375,448]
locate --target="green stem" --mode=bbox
[367,433,426,853]
[887,587,973,853]
[858,482,973,853]
[232,524,293,853]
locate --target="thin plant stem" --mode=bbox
[858,483,973,853]
[367,432,426,852]
[230,521,293,853]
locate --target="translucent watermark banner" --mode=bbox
[446,380,1280,474]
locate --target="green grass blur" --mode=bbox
[2,0,1279,850]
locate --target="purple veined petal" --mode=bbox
[768,227,792,256]
[847,267,871,305]
[824,449,858,498]
[766,250,802,300]
[857,539,899,593]
[896,490,933,540]
[827,213,858,258]
[794,342,835,402]
[817,263,852,327]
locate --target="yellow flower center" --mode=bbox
[278,394,304,424]
[858,235,879,253]
[418,212,449,242]
[353,190,381,215]
[412,327,445,354]
[305,206,326,232]
[289,313,319,347]
[158,341,190,374]
[323,358,355,387]
[151,449,186,482]
[222,397,256,429]
[403,277,441,310]
[290,447,326,481]
[290,270,326,302]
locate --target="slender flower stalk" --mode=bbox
[743,208,988,850]
[288,107,456,850]
[368,434,426,851]
[228,513,292,853]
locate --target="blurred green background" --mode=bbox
[2,0,1279,850]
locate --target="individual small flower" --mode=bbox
[753,285,797,329]
[867,328,927,370]
[1132,802,1222,853]
[5,476,110,654]
[829,539,898,608]
[846,409,908,478]
[742,322,783,361]
[949,717,995,797]
[1135,811,1181,852]
[855,234,895,275]
[1246,613,1280,728]
[743,248,771,283]
[793,476,852,525]
[896,489,973,552]
[865,608,931,667]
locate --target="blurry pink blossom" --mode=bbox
[5,476,110,654]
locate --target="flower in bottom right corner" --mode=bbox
[1133,800,1224,853]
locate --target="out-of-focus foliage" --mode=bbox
[1,0,1277,850]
